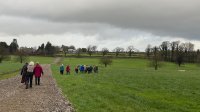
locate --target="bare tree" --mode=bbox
[184,42,195,62]
[184,42,194,53]
[176,43,185,67]
[100,56,113,67]
[150,46,161,70]
[113,47,124,57]
[16,49,29,63]
[197,49,200,65]
[87,45,92,56]
[102,48,109,56]
[170,41,180,62]
[76,48,82,57]
[92,46,97,52]
[87,45,97,56]
[160,41,170,61]
[145,44,151,58]
[127,45,134,57]
[61,45,69,57]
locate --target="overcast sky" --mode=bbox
[0,0,200,51]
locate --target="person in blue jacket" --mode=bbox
[80,65,84,73]
[60,64,64,75]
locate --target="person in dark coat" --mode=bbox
[88,66,93,74]
[20,62,28,83]
[94,65,98,73]
[75,66,79,74]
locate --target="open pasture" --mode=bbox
[52,58,200,112]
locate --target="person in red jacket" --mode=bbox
[66,65,70,75]
[33,62,43,85]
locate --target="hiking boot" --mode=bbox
[26,84,28,89]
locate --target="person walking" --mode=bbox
[33,62,43,85]
[84,65,88,73]
[80,65,84,73]
[26,61,35,89]
[60,64,64,75]
[66,65,70,75]
[75,66,79,74]
[20,62,28,83]
[94,65,98,73]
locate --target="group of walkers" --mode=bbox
[60,64,70,75]
[59,64,98,75]
[21,61,43,89]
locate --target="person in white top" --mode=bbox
[25,61,35,89]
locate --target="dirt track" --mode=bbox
[0,64,73,112]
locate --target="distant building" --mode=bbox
[20,47,36,54]
[68,49,76,53]
[59,48,64,52]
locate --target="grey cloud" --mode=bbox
[0,15,100,35]
[0,15,145,42]
[0,0,200,40]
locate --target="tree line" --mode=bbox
[1,39,200,68]
[0,39,137,58]
[146,41,200,70]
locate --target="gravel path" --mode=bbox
[0,64,73,112]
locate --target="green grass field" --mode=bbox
[51,58,200,112]
[0,56,53,80]
[29,56,54,64]
[1,56,200,111]
[0,61,23,74]
[0,60,23,80]
[0,71,20,80]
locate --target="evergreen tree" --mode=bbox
[9,39,19,54]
